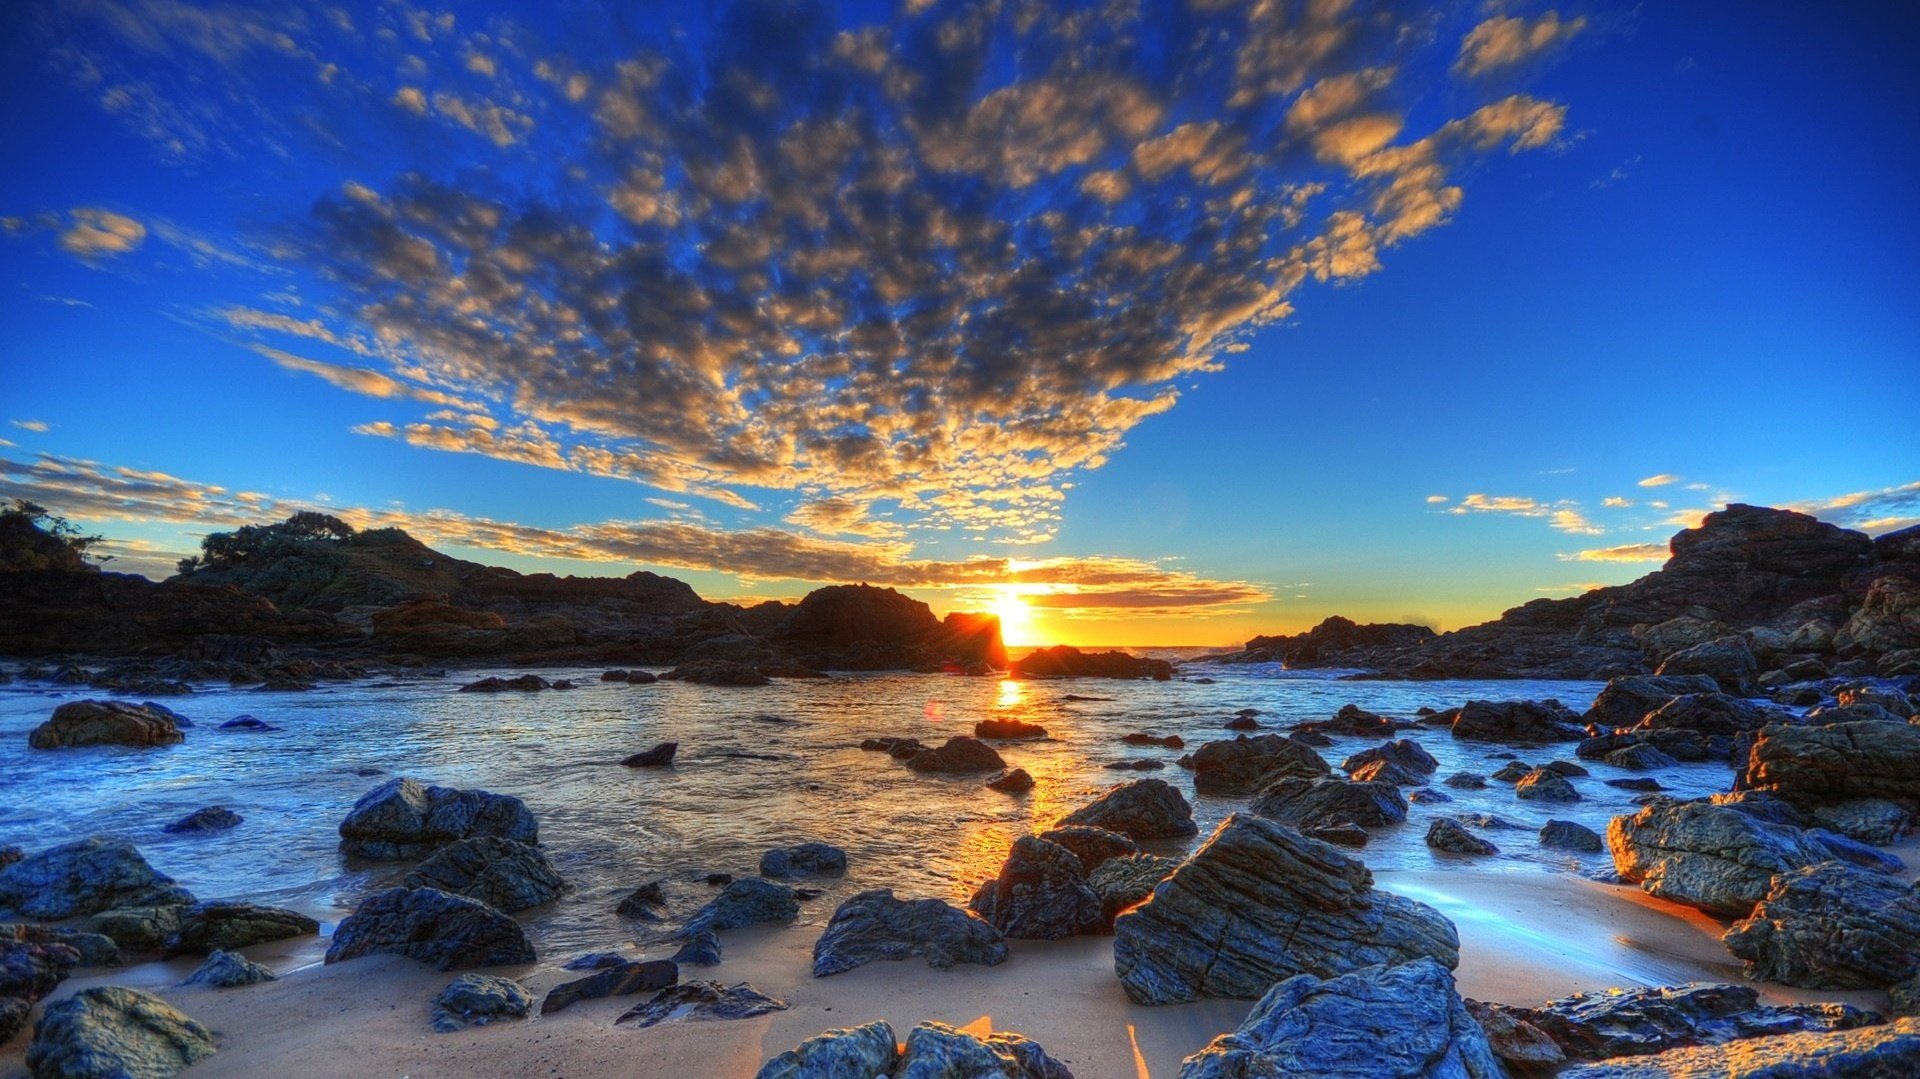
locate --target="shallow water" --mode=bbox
[0,663,1733,971]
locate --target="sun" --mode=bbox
[989,586,1039,647]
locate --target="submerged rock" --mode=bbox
[811,889,1007,977]
[1113,814,1459,1005]
[26,986,215,1079]
[1541,820,1605,853]
[181,949,276,988]
[1057,778,1198,840]
[337,776,538,860]
[165,901,318,955]
[1474,982,1877,1063]
[975,718,1047,739]
[0,838,194,920]
[401,836,564,913]
[1179,957,1500,1079]
[622,742,677,767]
[540,959,678,1014]
[1558,1017,1920,1078]
[457,674,552,692]
[664,660,771,686]
[759,842,847,879]
[988,768,1034,793]
[1515,768,1582,802]
[432,973,532,1032]
[1341,738,1440,777]
[28,700,186,749]
[161,806,242,835]
[325,887,535,970]
[1608,801,1837,916]
[1724,860,1920,989]
[905,736,1006,774]
[968,836,1102,940]
[1185,734,1330,796]
[615,980,788,1027]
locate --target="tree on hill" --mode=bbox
[184,511,357,573]
[0,500,107,572]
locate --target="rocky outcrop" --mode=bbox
[28,700,186,749]
[773,584,1006,672]
[1248,776,1408,829]
[1558,1018,1920,1078]
[0,838,194,920]
[1112,814,1459,1004]
[967,836,1102,940]
[755,1020,1072,1079]
[1207,616,1437,667]
[1056,778,1197,840]
[1010,645,1172,680]
[1184,734,1331,795]
[1739,720,1920,812]
[430,973,532,1032]
[1342,738,1439,777]
[904,736,1006,774]
[1472,982,1875,1065]
[1655,636,1759,694]
[1607,801,1835,916]
[325,887,535,969]
[25,986,215,1079]
[1584,674,1724,729]
[337,777,538,860]
[401,837,565,913]
[1446,699,1585,743]
[1179,958,1500,1079]
[811,889,1007,977]
[1724,861,1920,989]
[1036,826,1138,873]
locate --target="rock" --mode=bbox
[754,1020,900,1079]
[1,938,79,1042]
[861,736,924,756]
[4,923,115,967]
[1836,682,1915,715]
[1515,769,1582,802]
[401,837,565,913]
[1465,999,1565,1068]
[1223,715,1261,731]
[28,700,186,749]
[1476,982,1878,1062]
[1305,820,1374,845]
[1558,1017,1920,1078]
[1740,720,1920,813]
[1724,861,1920,989]
[161,806,242,835]
[217,715,279,732]
[1605,744,1679,771]
[1609,777,1665,792]
[664,659,771,686]
[74,907,182,955]
[1444,772,1488,789]
[1448,699,1585,743]
[1656,636,1760,694]
[1808,830,1905,874]
[1104,759,1164,771]
[600,669,631,681]
[1088,854,1175,925]
[1812,798,1912,845]
[1608,801,1835,916]
[0,847,19,871]
[968,836,1102,940]
[1584,675,1725,729]
[1186,734,1331,796]
[1057,778,1197,840]
[1639,693,1786,735]
[1491,761,1533,782]
[705,873,734,886]
[1249,776,1408,829]
[811,889,1007,977]
[1036,826,1139,874]
[1342,738,1439,777]
[1541,820,1605,852]
[622,742,677,767]
[1407,789,1452,805]
[1122,732,1185,748]
[562,952,629,971]
[325,887,535,970]
[905,736,1005,774]
[684,879,795,937]
[181,949,276,988]
[1010,645,1171,680]
[760,842,847,879]
[1349,759,1426,785]
[25,986,215,1078]
[430,973,531,1032]
[165,902,318,955]
[540,959,678,1014]
[671,930,722,967]
[1544,759,1591,777]
[615,980,788,1027]
[1178,957,1500,1079]
[337,776,538,860]
[987,768,1034,793]
[1427,819,1498,856]
[975,718,1047,739]
[0,838,193,920]
[458,674,552,692]
[1112,813,1459,1004]
[896,1021,1075,1078]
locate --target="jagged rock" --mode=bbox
[430,973,531,1032]
[1724,861,1920,989]
[0,838,193,920]
[165,902,318,955]
[615,980,788,1027]
[899,1021,1075,1079]
[458,674,552,692]
[1249,776,1408,829]
[1656,636,1760,694]
[1558,1017,1920,1078]
[1179,957,1500,1079]
[905,736,1006,774]
[1516,769,1582,802]
[1342,738,1439,777]
[1836,682,1915,715]
[401,837,564,913]
[622,742,676,767]
[664,659,771,686]
[25,986,215,1078]
[975,718,1047,739]
[1186,734,1331,796]
[811,889,1007,977]
[1584,675,1725,729]
[1427,819,1498,856]
[988,767,1033,792]
[1740,720,1920,812]
[1350,759,1427,786]
[1447,700,1585,743]
[1036,826,1138,873]
[181,949,276,988]
[1474,982,1876,1062]
[1541,820,1604,852]
[1608,801,1834,916]
[27,700,186,750]
[968,836,1101,940]
[1305,820,1373,845]
[1812,798,1912,845]
[1113,814,1459,1004]
[1057,778,1198,840]
[162,806,241,835]
[1605,744,1679,771]
[1088,854,1175,925]
[325,887,535,970]
[540,959,678,1014]
[755,1021,900,1079]
[760,842,847,879]
[337,777,538,860]
[683,878,798,935]
[1639,693,1787,735]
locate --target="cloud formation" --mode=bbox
[1791,480,1920,536]
[1456,12,1587,78]
[1637,473,1680,487]
[58,208,148,260]
[1560,542,1669,564]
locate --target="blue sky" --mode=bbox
[2,0,1915,645]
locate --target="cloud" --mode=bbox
[1789,480,1920,537]
[1425,494,1449,504]
[1456,12,1587,78]
[1560,542,1669,564]
[251,346,474,408]
[1637,473,1681,487]
[10,420,51,433]
[1449,494,1542,516]
[1549,508,1603,535]
[1601,496,1632,508]
[58,208,147,260]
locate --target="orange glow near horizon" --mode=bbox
[989,585,1040,647]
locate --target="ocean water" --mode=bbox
[0,662,1730,968]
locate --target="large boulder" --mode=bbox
[754,1020,1071,1079]
[1088,854,1176,926]
[905,736,1005,774]
[683,878,798,935]
[1584,675,1724,729]
[967,836,1102,940]
[1471,982,1876,1064]
[164,902,318,955]
[1558,1018,1920,1078]
[1515,769,1581,802]
[811,889,1007,977]
[337,777,538,860]
[400,837,564,913]
[1035,826,1139,873]
[1607,802,1834,916]
[1056,778,1197,840]
[1656,636,1760,694]
[0,838,193,920]
[324,887,535,970]
[25,986,215,1079]
[1341,738,1439,777]
[1185,734,1331,796]
[755,1021,900,1079]
[430,973,532,1032]
[2,938,79,1043]
[1248,776,1408,829]
[1739,720,1920,812]
[1724,861,1920,989]
[1838,575,1920,656]
[1179,957,1500,1079]
[1638,693,1788,736]
[27,700,186,750]
[1447,700,1585,743]
[1113,814,1459,1004]
[181,949,277,988]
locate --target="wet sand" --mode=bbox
[7,857,1908,1079]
